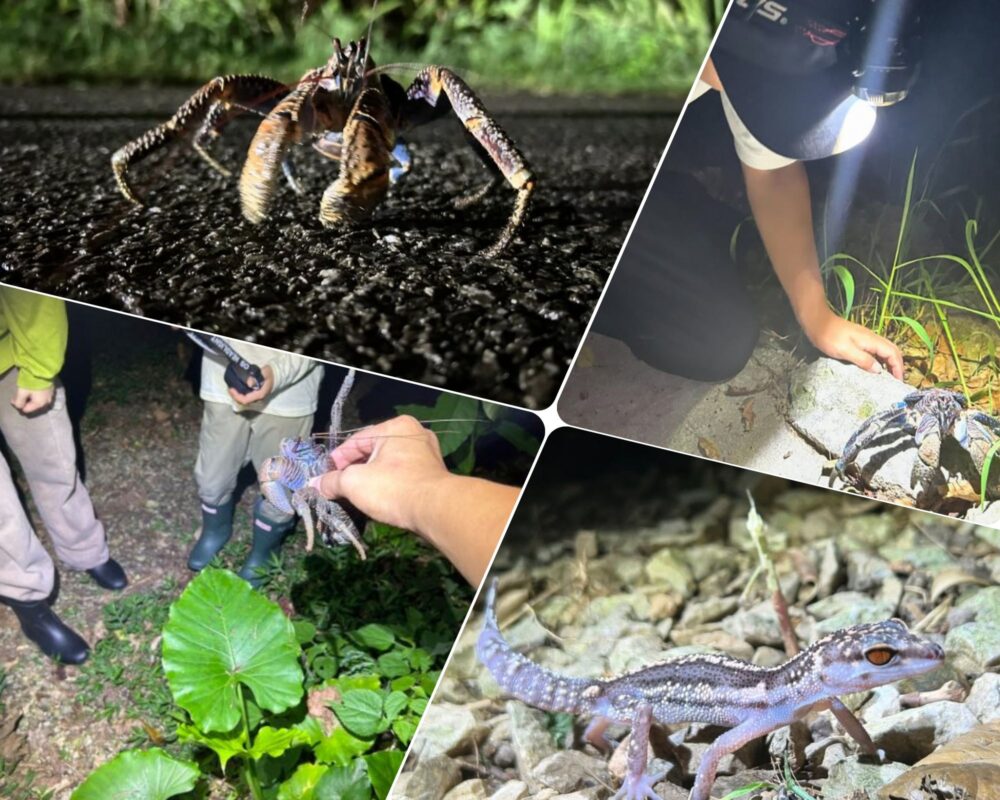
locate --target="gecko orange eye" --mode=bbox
[864,647,896,666]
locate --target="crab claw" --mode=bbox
[258,457,296,515]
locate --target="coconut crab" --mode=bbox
[110,38,534,257]
[259,368,366,558]
[832,388,1000,499]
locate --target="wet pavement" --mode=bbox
[0,88,678,407]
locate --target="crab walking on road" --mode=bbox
[110,38,534,258]
[477,579,945,800]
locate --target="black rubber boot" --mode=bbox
[237,497,295,588]
[86,557,128,591]
[0,595,90,665]
[188,499,235,571]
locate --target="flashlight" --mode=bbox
[851,0,921,107]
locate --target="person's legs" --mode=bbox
[189,401,252,570]
[0,441,91,664]
[0,371,110,571]
[238,413,314,586]
[593,171,759,383]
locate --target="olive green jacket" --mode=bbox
[0,287,68,390]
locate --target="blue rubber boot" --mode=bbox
[187,499,235,571]
[237,497,296,588]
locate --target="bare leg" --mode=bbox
[612,704,665,800]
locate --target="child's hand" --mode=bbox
[11,385,55,415]
[804,311,905,379]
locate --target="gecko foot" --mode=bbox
[611,769,668,800]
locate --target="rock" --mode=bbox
[816,539,843,599]
[507,701,558,788]
[965,672,1000,722]
[504,614,552,651]
[867,702,979,762]
[549,791,602,800]
[822,756,909,799]
[532,751,609,794]
[443,780,488,800]
[860,685,902,723]
[645,551,695,598]
[722,601,784,648]
[488,781,529,800]
[766,722,811,769]
[845,552,895,592]
[944,621,1000,674]
[807,592,895,634]
[649,592,683,623]
[415,702,489,758]
[401,755,462,800]
[685,545,738,582]
[685,630,754,660]
[609,633,670,674]
[752,646,786,668]
[956,586,1000,622]
[679,596,740,627]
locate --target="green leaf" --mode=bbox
[249,725,311,761]
[391,717,418,745]
[383,691,408,722]
[980,438,1000,510]
[176,722,246,771]
[72,748,199,800]
[278,763,330,800]
[352,624,395,652]
[328,675,381,693]
[315,726,376,767]
[161,569,303,732]
[376,651,410,679]
[408,697,428,715]
[294,620,318,644]
[332,689,386,738]
[494,420,540,455]
[389,675,416,692]
[889,315,935,362]
[364,750,405,800]
[718,782,773,800]
[316,759,372,800]
[395,395,480,457]
[829,264,856,318]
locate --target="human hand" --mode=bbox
[229,365,275,405]
[311,415,451,534]
[803,310,904,380]
[11,385,55,415]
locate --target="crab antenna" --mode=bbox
[361,0,379,84]
[365,62,436,78]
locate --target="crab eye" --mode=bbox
[864,647,896,666]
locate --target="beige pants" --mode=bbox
[194,401,313,520]
[0,369,109,601]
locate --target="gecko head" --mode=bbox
[816,619,945,694]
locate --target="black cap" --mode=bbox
[712,0,876,160]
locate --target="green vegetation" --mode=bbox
[820,152,1000,414]
[1,0,721,94]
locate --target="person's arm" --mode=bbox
[741,161,904,379]
[311,415,520,585]
[0,288,67,413]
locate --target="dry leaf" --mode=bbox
[930,567,992,603]
[698,437,721,460]
[740,397,756,432]
[878,721,1000,800]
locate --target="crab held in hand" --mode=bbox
[258,369,365,558]
[832,388,1000,502]
[111,38,534,257]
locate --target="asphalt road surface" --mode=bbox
[0,88,677,407]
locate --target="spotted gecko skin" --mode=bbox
[477,579,945,800]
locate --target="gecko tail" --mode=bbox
[476,578,597,714]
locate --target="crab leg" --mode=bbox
[402,67,535,258]
[111,75,288,205]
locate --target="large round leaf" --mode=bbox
[71,748,198,800]
[162,569,303,731]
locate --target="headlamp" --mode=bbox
[850,0,922,107]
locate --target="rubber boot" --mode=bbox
[188,498,235,571]
[237,497,296,588]
[0,595,90,665]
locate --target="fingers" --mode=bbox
[851,330,905,380]
[330,415,428,470]
[10,388,29,410]
[228,385,267,405]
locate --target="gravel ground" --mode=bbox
[395,431,1000,800]
[0,88,677,408]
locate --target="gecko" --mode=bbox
[476,579,945,800]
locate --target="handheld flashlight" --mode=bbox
[850,0,922,107]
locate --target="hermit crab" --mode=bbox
[110,38,534,257]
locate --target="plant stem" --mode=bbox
[876,150,919,336]
[239,684,264,800]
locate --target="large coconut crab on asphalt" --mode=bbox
[110,37,535,257]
